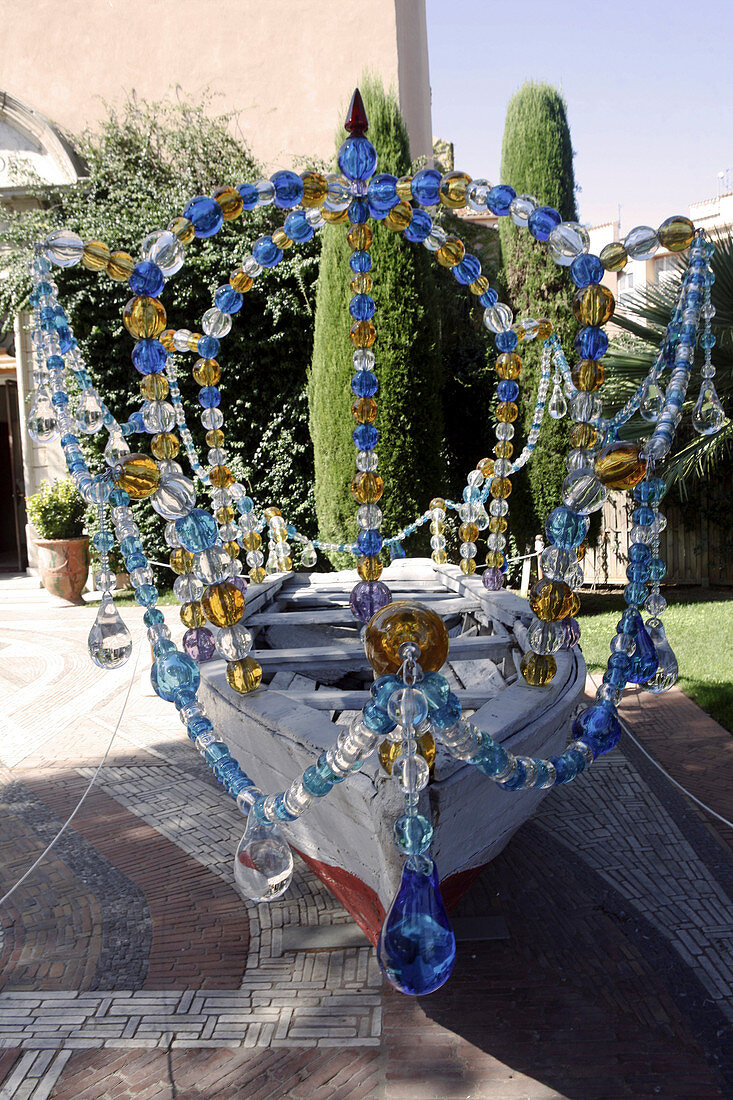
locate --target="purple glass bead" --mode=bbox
[183,627,216,662]
[561,616,581,648]
[482,568,504,591]
[229,575,248,596]
[349,580,392,623]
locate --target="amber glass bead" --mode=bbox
[187,332,202,352]
[140,374,169,400]
[168,216,195,245]
[224,541,240,559]
[569,422,598,449]
[573,284,615,326]
[351,471,384,504]
[571,359,605,392]
[240,531,262,552]
[217,505,235,524]
[352,397,377,424]
[439,171,471,208]
[496,353,521,380]
[351,273,373,294]
[347,223,372,250]
[469,276,489,296]
[214,185,243,220]
[151,432,179,460]
[429,520,444,536]
[490,477,512,499]
[271,527,288,543]
[107,251,134,281]
[576,542,587,561]
[193,358,221,386]
[520,652,557,686]
[477,458,494,477]
[230,270,253,293]
[384,201,412,232]
[180,601,205,628]
[600,241,627,271]
[594,442,647,490]
[379,731,435,775]
[436,236,465,267]
[485,551,505,568]
[278,557,293,572]
[460,558,476,575]
[494,440,513,458]
[396,175,413,201]
[657,215,695,252]
[431,550,448,564]
[264,507,281,520]
[430,498,446,511]
[536,318,553,339]
[272,228,292,250]
[123,297,166,339]
[459,523,479,542]
[160,329,176,351]
[116,454,160,499]
[226,657,262,694]
[82,240,110,271]
[488,516,507,533]
[170,548,194,575]
[496,402,518,423]
[209,465,234,489]
[322,207,349,224]
[358,554,383,581]
[350,321,376,348]
[365,600,450,675]
[206,429,225,448]
[202,581,245,627]
[301,170,328,207]
[569,592,581,616]
[529,578,573,622]
[249,566,266,584]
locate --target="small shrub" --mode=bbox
[27,478,87,540]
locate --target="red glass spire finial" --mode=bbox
[345,88,369,135]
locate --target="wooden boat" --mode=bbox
[198,557,586,944]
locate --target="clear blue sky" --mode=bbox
[426,0,733,233]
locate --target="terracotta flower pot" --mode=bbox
[34,537,90,604]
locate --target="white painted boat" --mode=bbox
[198,557,586,942]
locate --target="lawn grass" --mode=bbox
[577,588,733,733]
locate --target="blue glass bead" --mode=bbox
[183,196,224,238]
[270,169,304,209]
[565,748,587,774]
[60,433,78,448]
[403,208,433,243]
[389,541,406,560]
[127,411,145,433]
[528,206,562,241]
[627,620,658,683]
[432,693,462,730]
[131,338,167,375]
[367,202,388,222]
[51,392,68,407]
[316,751,346,785]
[197,335,220,359]
[302,764,334,797]
[377,858,455,995]
[532,760,552,787]
[666,388,685,409]
[237,182,259,210]
[198,386,221,409]
[40,306,56,329]
[134,583,158,607]
[284,210,314,242]
[487,184,516,216]
[545,506,589,549]
[121,536,143,559]
[368,173,398,210]
[357,529,383,555]
[473,739,509,777]
[679,324,696,345]
[353,424,378,450]
[632,505,654,526]
[371,673,402,709]
[495,330,518,352]
[126,552,148,573]
[628,542,651,563]
[624,582,649,607]
[463,486,481,503]
[204,741,229,766]
[349,581,392,625]
[570,253,603,287]
[252,236,283,269]
[236,495,254,514]
[604,665,628,688]
[143,607,164,627]
[411,168,441,207]
[419,672,450,710]
[214,758,239,784]
[215,285,244,314]
[550,753,580,784]
[350,250,372,273]
[175,508,218,552]
[394,813,434,856]
[452,254,482,285]
[618,608,640,633]
[188,716,213,741]
[286,524,297,537]
[57,327,74,353]
[497,380,519,402]
[109,488,129,506]
[151,649,201,702]
[129,261,165,298]
[478,288,499,308]
[226,771,253,797]
[349,294,376,321]
[626,562,650,583]
[634,477,666,503]
[574,326,609,359]
[338,135,378,181]
[352,371,378,398]
[92,531,113,554]
[348,198,369,224]
[648,557,666,582]
[500,760,527,790]
[573,705,621,757]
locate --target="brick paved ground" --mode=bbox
[0,574,732,1099]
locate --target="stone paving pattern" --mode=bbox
[1,575,732,1099]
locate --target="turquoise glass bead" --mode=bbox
[431,693,462,730]
[420,671,450,710]
[363,699,397,735]
[499,760,527,790]
[204,741,230,766]
[143,607,164,626]
[175,508,218,551]
[545,506,589,549]
[302,765,333,797]
[151,649,201,702]
[394,813,434,855]
[134,583,158,606]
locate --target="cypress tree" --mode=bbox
[498,82,579,552]
[309,75,444,565]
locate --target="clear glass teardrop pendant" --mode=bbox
[692,381,726,436]
[88,594,133,669]
[75,389,105,434]
[105,429,130,466]
[27,386,58,443]
[639,377,664,422]
[642,617,679,694]
[548,383,567,420]
[234,812,293,902]
[377,855,456,995]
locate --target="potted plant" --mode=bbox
[26,478,90,603]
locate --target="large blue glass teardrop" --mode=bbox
[377,857,456,995]
[627,618,658,684]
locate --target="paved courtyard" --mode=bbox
[1,573,732,1099]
